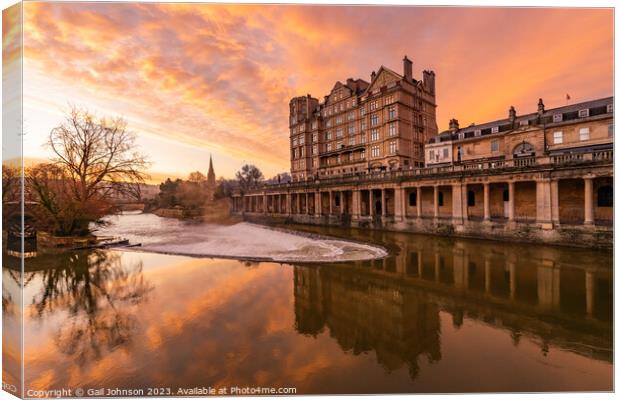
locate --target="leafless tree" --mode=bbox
[48,106,150,207]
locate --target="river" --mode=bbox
[3,212,612,394]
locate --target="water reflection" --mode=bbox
[12,223,613,393]
[23,250,152,366]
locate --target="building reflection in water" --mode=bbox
[293,230,612,379]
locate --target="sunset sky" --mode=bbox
[18,3,613,182]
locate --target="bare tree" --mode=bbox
[48,106,149,207]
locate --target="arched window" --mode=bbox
[513,142,535,157]
[597,185,613,207]
[467,190,476,206]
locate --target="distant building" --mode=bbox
[289,56,438,181]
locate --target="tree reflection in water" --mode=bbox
[27,250,153,365]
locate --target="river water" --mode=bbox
[3,213,612,394]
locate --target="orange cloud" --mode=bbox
[22,4,613,177]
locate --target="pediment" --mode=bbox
[365,67,402,94]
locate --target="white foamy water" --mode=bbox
[94,212,387,262]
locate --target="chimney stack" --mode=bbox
[423,70,436,95]
[449,118,460,132]
[403,55,412,82]
[371,70,376,81]
[537,98,545,114]
[509,106,517,126]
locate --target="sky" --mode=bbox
[16,3,614,182]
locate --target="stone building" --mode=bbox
[232,58,613,248]
[289,56,438,182]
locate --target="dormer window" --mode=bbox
[578,109,590,118]
[491,126,499,134]
[553,113,563,122]
[474,129,481,137]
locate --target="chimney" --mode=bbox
[403,55,412,82]
[371,70,376,81]
[537,98,545,114]
[449,118,459,132]
[423,70,436,95]
[509,106,517,126]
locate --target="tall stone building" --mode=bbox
[289,56,438,182]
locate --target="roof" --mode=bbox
[429,96,613,144]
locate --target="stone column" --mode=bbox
[433,186,439,218]
[508,181,515,222]
[316,192,322,216]
[536,179,553,229]
[584,177,594,225]
[305,193,310,215]
[452,183,464,225]
[297,193,301,215]
[551,179,560,226]
[263,194,268,214]
[352,190,361,219]
[394,187,404,221]
[341,191,346,215]
[416,187,422,218]
[286,193,292,215]
[483,183,491,221]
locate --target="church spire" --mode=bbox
[207,154,216,185]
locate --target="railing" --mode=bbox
[240,148,613,195]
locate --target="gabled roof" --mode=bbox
[362,65,403,96]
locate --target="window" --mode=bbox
[371,145,380,158]
[443,148,449,158]
[312,145,318,154]
[608,124,613,138]
[467,191,476,207]
[349,136,355,146]
[491,126,499,134]
[438,192,444,207]
[388,106,396,119]
[553,131,563,144]
[292,137,298,146]
[491,139,499,152]
[579,127,590,141]
[371,129,379,141]
[348,124,355,134]
[519,120,529,127]
[336,128,343,138]
[429,150,435,160]
[370,101,378,111]
[326,119,332,127]
[360,133,366,144]
[607,103,613,113]
[337,141,344,149]
[312,133,318,142]
[578,109,590,118]
[336,116,343,124]
[361,120,367,131]
[326,143,332,151]
[360,150,366,159]
[458,132,464,140]
[597,186,613,207]
[299,136,305,145]
[409,192,417,206]
[389,140,397,154]
[553,113,563,123]
[371,114,379,126]
[474,129,481,137]
[312,121,318,129]
[360,107,366,116]
[348,111,355,121]
[388,122,397,136]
